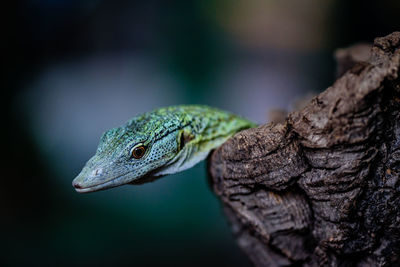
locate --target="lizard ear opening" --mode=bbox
[178,130,194,151]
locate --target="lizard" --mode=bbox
[72,105,256,193]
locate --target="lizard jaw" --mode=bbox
[72,172,131,193]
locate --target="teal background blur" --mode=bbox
[3,0,400,266]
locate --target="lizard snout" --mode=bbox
[72,165,124,193]
[72,167,104,189]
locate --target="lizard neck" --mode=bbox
[153,134,232,177]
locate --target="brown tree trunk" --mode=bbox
[208,32,400,266]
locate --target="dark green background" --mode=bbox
[3,0,399,266]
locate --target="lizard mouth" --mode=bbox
[73,172,130,193]
[73,162,166,193]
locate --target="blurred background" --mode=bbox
[3,0,400,266]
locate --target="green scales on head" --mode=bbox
[73,105,256,193]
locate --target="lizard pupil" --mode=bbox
[132,145,146,159]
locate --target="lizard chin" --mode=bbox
[128,174,164,185]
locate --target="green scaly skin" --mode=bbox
[73,105,256,193]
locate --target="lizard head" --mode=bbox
[72,105,254,193]
[72,117,185,193]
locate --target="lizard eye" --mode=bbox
[131,144,146,159]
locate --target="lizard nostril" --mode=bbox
[92,168,103,176]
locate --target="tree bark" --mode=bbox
[208,32,400,266]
